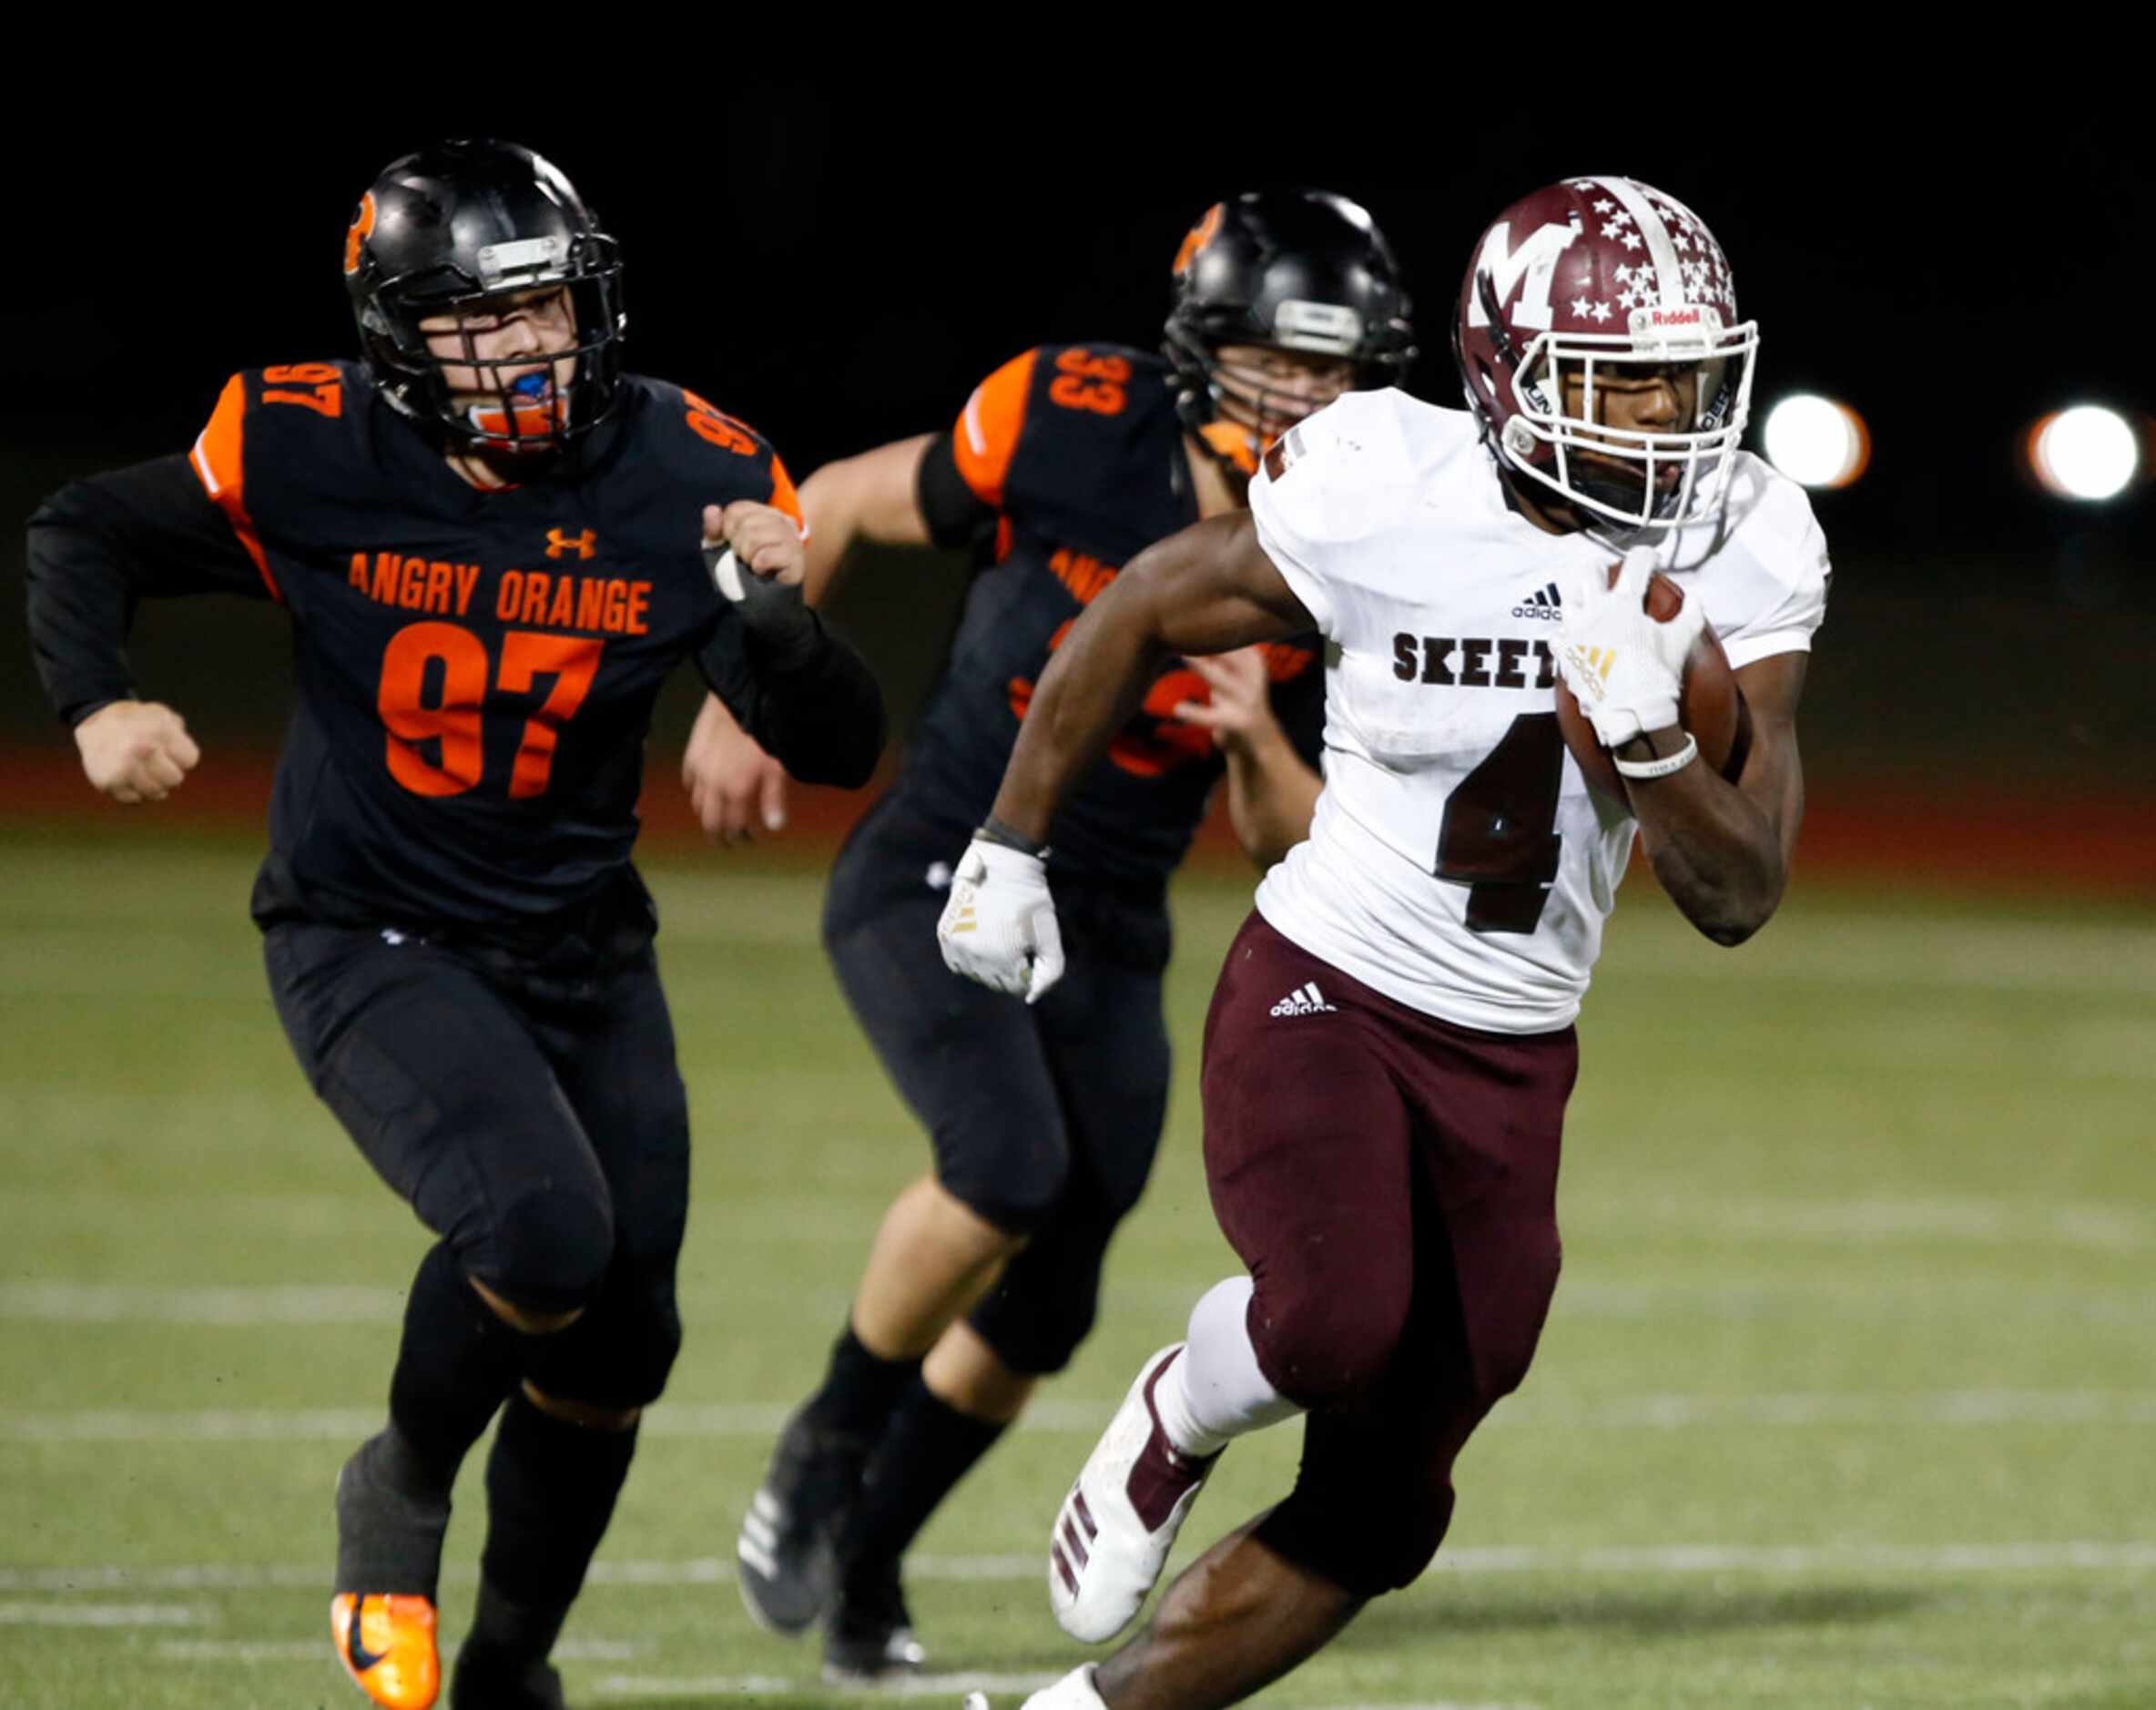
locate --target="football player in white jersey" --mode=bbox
[937,175,1830,1710]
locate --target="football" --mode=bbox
[1554,567,1750,801]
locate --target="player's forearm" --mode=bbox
[26,488,144,726]
[798,436,934,607]
[798,470,866,606]
[990,577,1170,845]
[1223,733,1321,870]
[735,616,887,789]
[27,456,267,726]
[992,514,1306,845]
[1626,730,1796,946]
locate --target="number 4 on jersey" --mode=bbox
[1435,713,1564,934]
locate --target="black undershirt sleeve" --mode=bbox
[696,614,887,789]
[25,453,269,726]
[1272,648,1329,772]
[914,431,998,551]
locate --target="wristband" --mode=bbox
[1612,731,1698,781]
[975,816,1049,859]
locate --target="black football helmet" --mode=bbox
[1164,188,1416,473]
[342,138,625,452]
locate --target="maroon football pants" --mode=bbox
[1199,911,1577,1597]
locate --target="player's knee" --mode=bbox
[604,1298,683,1408]
[1256,1475,1455,1599]
[1371,1479,1456,1590]
[1459,1228,1562,1412]
[971,1285,1095,1378]
[1247,1266,1411,1405]
[1091,1141,1157,1228]
[531,1294,681,1412]
[936,1136,1071,1237]
[483,1184,615,1320]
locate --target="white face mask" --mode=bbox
[1500,311,1760,530]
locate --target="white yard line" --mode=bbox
[591,1669,1061,1699]
[1572,1195,2154,1251]
[156,1636,645,1662]
[0,1282,402,1324]
[597,1679,1531,1710]
[11,1389,2156,1446]
[10,1188,2150,1330]
[1608,919,2156,997]
[0,1602,208,1626]
[9,1541,2156,1599]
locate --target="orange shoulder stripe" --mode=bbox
[951,350,1037,509]
[767,452,808,542]
[189,373,282,603]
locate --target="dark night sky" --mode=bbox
[5,96,2151,782]
[9,100,2149,606]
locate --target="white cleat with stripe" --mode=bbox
[1048,1345,1218,1644]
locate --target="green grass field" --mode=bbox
[2,826,2151,1708]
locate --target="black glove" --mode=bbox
[704,545,821,667]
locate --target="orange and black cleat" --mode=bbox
[331,1592,441,1709]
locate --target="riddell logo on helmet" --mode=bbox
[1629,303,1724,340]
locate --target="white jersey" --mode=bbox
[1248,390,1829,1034]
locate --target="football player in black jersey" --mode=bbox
[25,139,882,1710]
[682,191,1414,1680]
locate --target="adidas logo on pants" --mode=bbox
[1269,982,1339,1017]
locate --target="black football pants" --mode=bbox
[822,801,1170,1377]
[264,913,689,1410]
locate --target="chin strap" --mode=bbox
[1196,420,1260,478]
[466,380,570,448]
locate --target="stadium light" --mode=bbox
[1761,394,1870,489]
[2027,405,2140,501]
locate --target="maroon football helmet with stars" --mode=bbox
[1452,176,1758,530]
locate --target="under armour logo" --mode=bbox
[544,528,596,561]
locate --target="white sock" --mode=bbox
[1156,1276,1300,1459]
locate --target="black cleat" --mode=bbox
[736,1411,870,1634]
[821,1559,926,1684]
[449,1641,568,1709]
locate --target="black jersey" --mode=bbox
[900,344,1324,891]
[26,363,881,932]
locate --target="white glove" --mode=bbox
[937,837,1065,1004]
[1555,547,1706,748]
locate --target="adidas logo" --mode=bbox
[1269,981,1339,1017]
[1512,581,1563,621]
[1562,643,1618,691]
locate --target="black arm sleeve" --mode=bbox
[697,612,887,789]
[25,453,270,726]
[915,431,998,551]
[1271,644,1328,770]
